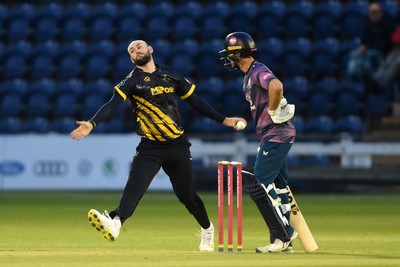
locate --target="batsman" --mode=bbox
[219,32,298,253]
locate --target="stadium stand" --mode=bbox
[0,0,398,142]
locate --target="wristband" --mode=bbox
[88,120,97,128]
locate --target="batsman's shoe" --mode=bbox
[255,243,294,253]
[198,222,214,251]
[268,231,298,253]
[88,209,121,242]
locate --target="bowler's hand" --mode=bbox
[223,117,247,131]
[70,121,94,141]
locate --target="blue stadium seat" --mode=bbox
[53,93,78,118]
[3,41,32,79]
[57,78,84,98]
[337,79,365,96]
[150,39,171,66]
[113,53,134,80]
[257,1,286,38]
[380,0,399,21]
[257,38,284,72]
[5,3,35,42]
[50,117,76,133]
[291,116,305,134]
[170,39,199,78]
[310,38,341,77]
[25,117,50,134]
[84,41,114,79]
[228,1,258,35]
[105,118,125,133]
[282,38,312,77]
[29,42,59,79]
[115,3,145,42]
[0,93,22,117]
[32,3,62,42]
[0,118,22,134]
[196,77,224,107]
[284,76,309,99]
[365,93,390,115]
[304,116,334,134]
[28,78,56,98]
[335,91,360,116]
[198,1,229,41]
[80,93,106,118]
[307,77,337,116]
[334,115,364,135]
[87,2,118,41]
[312,0,342,38]
[196,39,224,78]
[1,79,28,96]
[303,155,331,166]
[143,2,173,41]
[57,41,86,79]
[59,3,89,41]
[171,2,202,40]
[191,117,225,135]
[25,92,50,118]
[284,0,314,38]
[85,79,113,99]
[340,1,369,39]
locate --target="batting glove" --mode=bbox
[268,100,295,124]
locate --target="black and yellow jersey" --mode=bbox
[114,66,195,142]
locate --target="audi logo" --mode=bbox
[33,160,69,176]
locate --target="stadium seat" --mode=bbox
[5,3,35,42]
[3,41,32,79]
[113,53,134,80]
[150,39,171,66]
[59,3,89,41]
[53,93,78,118]
[312,0,342,38]
[50,117,76,133]
[284,0,314,38]
[0,117,22,134]
[85,79,113,99]
[115,3,145,42]
[256,38,284,72]
[29,42,59,79]
[303,155,331,166]
[105,118,125,133]
[307,77,337,116]
[1,79,28,96]
[87,2,118,41]
[25,117,50,134]
[25,92,50,118]
[196,77,224,107]
[310,38,341,77]
[334,115,364,135]
[282,38,312,77]
[227,1,258,35]
[304,115,334,134]
[196,39,224,79]
[365,93,390,115]
[340,1,369,39]
[291,116,305,134]
[57,78,84,98]
[28,78,56,98]
[191,117,225,135]
[198,1,229,41]
[80,93,106,118]
[170,2,202,40]
[0,93,22,117]
[169,39,199,78]
[32,3,62,42]
[142,2,173,41]
[57,41,86,79]
[257,1,286,38]
[379,0,399,21]
[84,41,114,79]
[284,76,309,99]
[335,91,360,116]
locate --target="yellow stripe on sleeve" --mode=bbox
[114,86,127,101]
[180,84,195,100]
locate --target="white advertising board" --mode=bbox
[0,134,172,190]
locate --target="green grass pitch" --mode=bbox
[1,191,399,267]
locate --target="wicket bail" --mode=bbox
[218,161,243,252]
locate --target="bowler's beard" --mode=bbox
[134,51,152,66]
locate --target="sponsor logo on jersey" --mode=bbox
[144,76,151,82]
[150,86,175,96]
[0,160,25,176]
[262,73,272,80]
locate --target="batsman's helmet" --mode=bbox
[219,32,257,71]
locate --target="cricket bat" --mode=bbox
[287,186,318,253]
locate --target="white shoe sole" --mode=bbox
[88,209,116,242]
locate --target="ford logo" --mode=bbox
[0,160,25,176]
